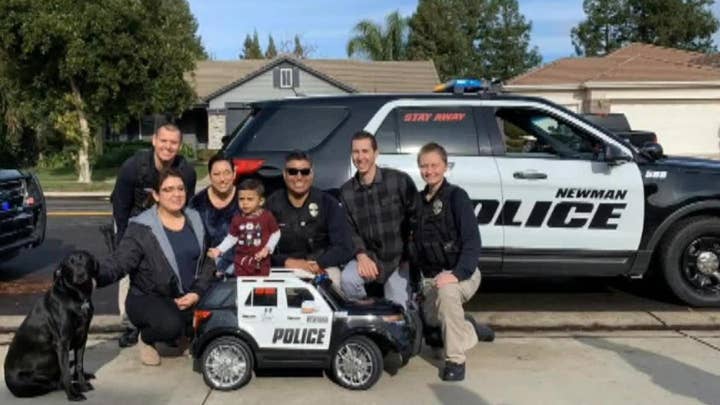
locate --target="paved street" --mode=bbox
[2,330,720,404]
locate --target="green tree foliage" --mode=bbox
[347,10,409,60]
[292,35,306,59]
[572,0,719,56]
[265,35,278,59]
[241,30,263,59]
[0,0,205,182]
[408,0,539,81]
[475,0,542,80]
[407,0,477,80]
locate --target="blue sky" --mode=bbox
[189,0,720,63]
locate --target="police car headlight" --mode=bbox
[382,314,405,323]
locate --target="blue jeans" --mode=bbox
[341,262,411,309]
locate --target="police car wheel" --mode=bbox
[331,336,383,390]
[201,336,253,391]
[661,216,720,307]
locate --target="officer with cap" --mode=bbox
[266,150,356,285]
[412,142,494,382]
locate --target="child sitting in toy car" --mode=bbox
[208,179,280,277]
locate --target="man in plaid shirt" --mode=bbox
[340,131,418,308]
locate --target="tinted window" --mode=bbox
[202,281,237,307]
[241,106,348,152]
[497,108,603,160]
[374,111,397,153]
[285,288,314,308]
[397,107,479,154]
[244,287,278,307]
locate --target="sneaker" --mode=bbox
[118,328,139,348]
[441,361,465,381]
[138,335,161,366]
[465,314,495,343]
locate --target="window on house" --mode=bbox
[280,68,293,88]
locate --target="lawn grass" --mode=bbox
[34,160,210,193]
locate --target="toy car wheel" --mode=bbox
[201,336,253,391]
[331,335,383,390]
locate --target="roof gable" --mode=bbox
[190,57,440,101]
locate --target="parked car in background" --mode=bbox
[0,169,46,261]
[581,113,658,148]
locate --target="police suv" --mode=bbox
[222,80,720,307]
[191,269,419,391]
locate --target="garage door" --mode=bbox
[612,102,720,156]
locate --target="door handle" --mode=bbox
[287,316,301,320]
[513,171,547,180]
[241,314,256,319]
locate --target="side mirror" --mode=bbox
[301,300,316,314]
[604,143,633,166]
[639,142,664,161]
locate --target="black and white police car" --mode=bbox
[191,269,420,391]
[220,79,720,307]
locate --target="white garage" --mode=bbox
[506,43,720,158]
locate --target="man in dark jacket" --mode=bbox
[266,151,355,286]
[110,124,197,348]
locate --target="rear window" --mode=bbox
[228,106,349,152]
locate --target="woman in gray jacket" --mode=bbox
[96,168,215,366]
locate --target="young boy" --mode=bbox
[208,179,280,276]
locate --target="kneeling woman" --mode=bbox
[413,142,494,382]
[96,168,215,366]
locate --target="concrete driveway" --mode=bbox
[2,330,720,405]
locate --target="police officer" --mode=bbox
[413,142,494,382]
[266,151,356,285]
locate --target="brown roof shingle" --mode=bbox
[508,43,720,86]
[188,57,440,100]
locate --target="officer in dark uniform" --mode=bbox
[412,142,494,382]
[266,150,356,285]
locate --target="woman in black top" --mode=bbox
[189,155,239,275]
[96,169,215,366]
[413,142,493,382]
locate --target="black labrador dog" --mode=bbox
[4,250,98,401]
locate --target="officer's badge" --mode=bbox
[300,221,306,227]
[432,199,443,215]
[308,202,319,218]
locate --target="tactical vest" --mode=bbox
[415,182,460,277]
[272,188,330,260]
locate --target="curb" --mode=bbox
[45,191,111,198]
[2,312,720,334]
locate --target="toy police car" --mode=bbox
[191,269,421,391]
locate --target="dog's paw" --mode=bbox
[66,391,87,401]
[84,372,96,380]
[72,381,94,392]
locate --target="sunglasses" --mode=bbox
[285,168,312,176]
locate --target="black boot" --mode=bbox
[465,314,495,342]
[441,361,465,381]
[118,327,139,348]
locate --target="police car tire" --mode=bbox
[200,336,253,391]
[660,216,720,307]
[330,335,383,390]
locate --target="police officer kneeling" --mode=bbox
[413,142,494,382]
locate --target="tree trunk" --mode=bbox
[94,124,104,157]
[70,79,92,183]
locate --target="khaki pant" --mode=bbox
[422,270,481,364]
[325,266,342,288]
